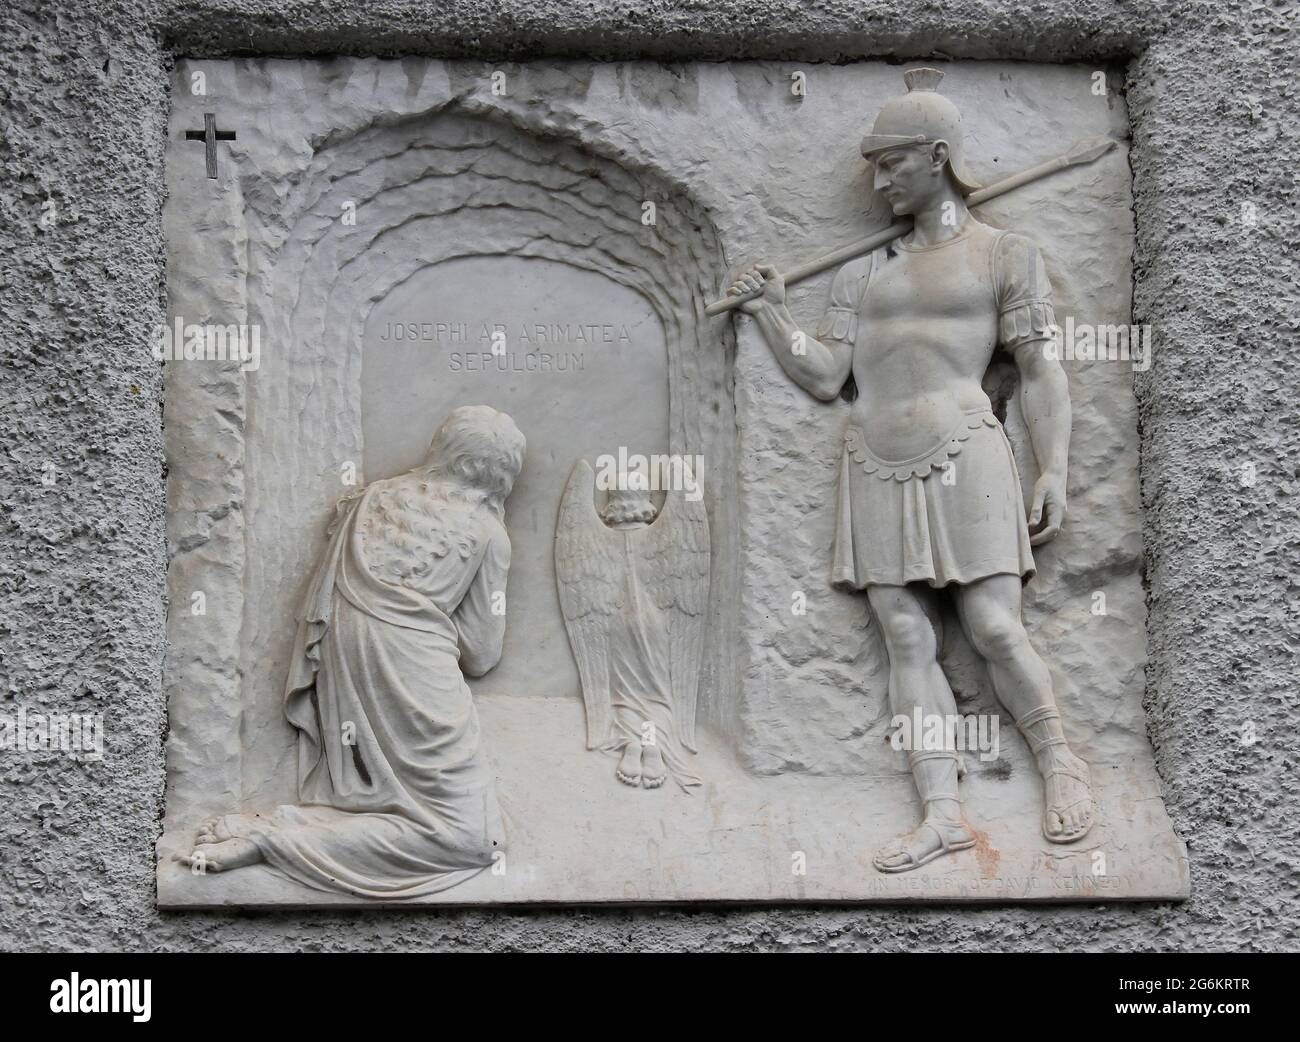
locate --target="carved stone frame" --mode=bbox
[131,4,1279,927]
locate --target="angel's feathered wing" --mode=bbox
[638,485,711,752]
[554,460,623,749]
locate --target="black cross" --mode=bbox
[184,113,236,179]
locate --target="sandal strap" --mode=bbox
[1025,735,1068,754]
[1042,756,1093,818]
[1043,761,1091,785]
[1016,705,1068,755]
[881,820,971,867]
[924,819,972,853]
[908,749,961,803]
[1016,705,1061,730]
[908,749,960,767]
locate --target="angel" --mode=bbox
[554,459,710,791]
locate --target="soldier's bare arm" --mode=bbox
[1012,339,1071,545]
[726,263,853,401]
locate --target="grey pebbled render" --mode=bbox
[0,0,1296,950]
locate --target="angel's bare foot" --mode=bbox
[640,743,666,789]
[873,815,975,874]
[176,837,262,873]
[1039,751,1095,843]
[616,744,642,786]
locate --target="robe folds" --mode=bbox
[603,570,703,790]
[225,485,507,899]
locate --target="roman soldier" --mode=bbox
[728,69,1096,872]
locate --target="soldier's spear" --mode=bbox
[705,137,1118,317]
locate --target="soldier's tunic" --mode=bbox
[822,220,1055,590]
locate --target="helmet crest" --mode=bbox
[902,68,945,92]
[861,68,981,196]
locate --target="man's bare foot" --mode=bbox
[175,837,262,873]
[873,816,975,874]
[640,744,666,789]
[1039,751,1095,842]
[616,743,642,786]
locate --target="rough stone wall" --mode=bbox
[1,0,1295,951]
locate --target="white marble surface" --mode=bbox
[159,57,1183,904]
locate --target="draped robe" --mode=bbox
[603,539,702,789]
[224,480,509,899]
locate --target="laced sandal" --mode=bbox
[872,817,976,873]
[1016,705,1096,843]
[873,750,975,873]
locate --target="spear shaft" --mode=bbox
[704,137,1117,317]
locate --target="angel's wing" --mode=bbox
[554,460,623,749]
[639,484,711,752]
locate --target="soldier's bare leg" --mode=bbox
[954,573,1095,842]
[868,583,975,872]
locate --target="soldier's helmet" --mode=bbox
[860,68,981,197]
